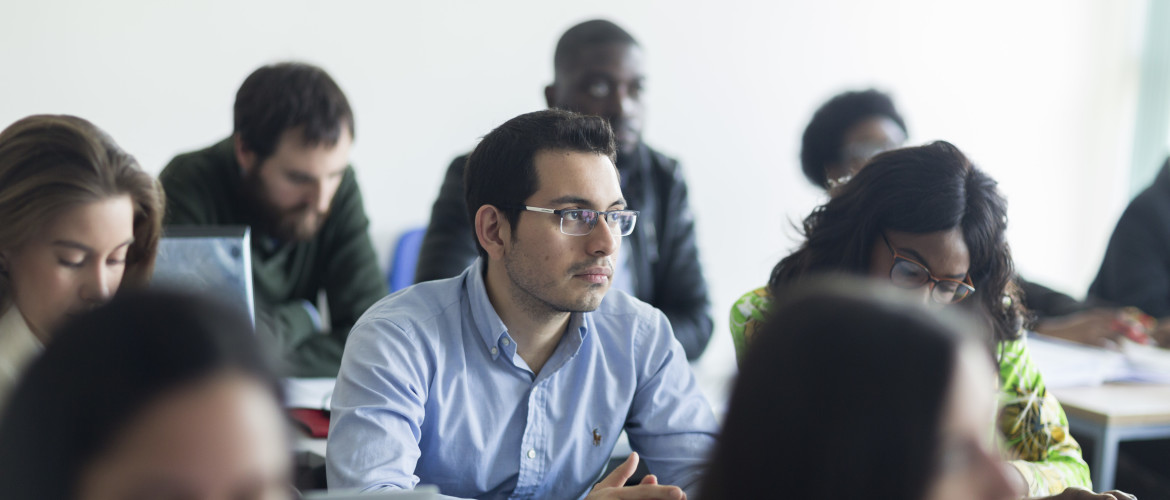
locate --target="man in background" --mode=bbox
[160,62,386,377]
[415,19,713,360]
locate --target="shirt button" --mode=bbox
[502,338,511,346]
[490,347,498,355]
[527,449,536,459]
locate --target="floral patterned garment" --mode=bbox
[729,287,1092,496]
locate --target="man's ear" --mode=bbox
[474,205,511,260]
[234,134,258,175]
[544,84,557,109]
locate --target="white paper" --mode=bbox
[1118,338,1170,383]
[1028,333,1170,388]
[284,377,335,410]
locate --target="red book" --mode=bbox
[289,408,331,438]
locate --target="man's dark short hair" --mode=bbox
[233,62,355,164]
[464,109,617,258]
[553,19,639,75]
[800,89,907,188]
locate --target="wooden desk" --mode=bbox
[1051,383,1170,490]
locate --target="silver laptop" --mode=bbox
[151,225,256,325]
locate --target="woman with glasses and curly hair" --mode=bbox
[729,141,1103,498]
[801,90,1141,350]
[0,115,163,413]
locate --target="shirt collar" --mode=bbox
[465,258,511,359]
[463,258,591,361]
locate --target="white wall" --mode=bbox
[0,0,1151,401]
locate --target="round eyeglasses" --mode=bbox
[516,205,639,236]
[881,233,975,304]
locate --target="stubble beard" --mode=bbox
[502,245,608,321]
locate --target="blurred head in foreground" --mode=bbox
[0,289,291,500]
[703,279,1020,500]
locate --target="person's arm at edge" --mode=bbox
[998,339,1092,496]
[649,161,713,360]
[1018,277,1086,320]
[624,308,719,498]
[415,156,478,283]
[728,288,770,366]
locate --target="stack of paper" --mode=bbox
[1028,333,1170,388]
[1120,339,1170,383]
[1027,334,1128,388]
[284,377,335,410]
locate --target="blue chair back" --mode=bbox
[387,227,427,292]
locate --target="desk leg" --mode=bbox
[1067,414,1114,492]
[1095,426,1119,491]
[1063,414,1170,492]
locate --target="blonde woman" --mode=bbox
[0,115,163,411]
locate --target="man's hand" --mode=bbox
[1030,486,1137,499]
[586,452,686,500]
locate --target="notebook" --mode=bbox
[151,225,256,325]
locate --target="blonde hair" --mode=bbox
[0,115,164,306]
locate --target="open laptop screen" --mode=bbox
[151,225,255,325]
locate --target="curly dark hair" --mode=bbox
[770,141,1023,343]
[800,89,907,189]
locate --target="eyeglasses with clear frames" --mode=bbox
[515,206,639,236]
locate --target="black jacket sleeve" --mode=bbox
[645,156,713,360]
[415,155,478,283]
[1017,277,1085,320]
[1088,174,1170,317]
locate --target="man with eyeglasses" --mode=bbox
[415,19,713,361]
[327,110,716,499]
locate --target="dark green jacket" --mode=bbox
[159,138,387,377]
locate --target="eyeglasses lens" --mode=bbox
[890,260,931,288]
[560,210,638,236]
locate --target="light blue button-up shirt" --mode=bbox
[326,259,717,499]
